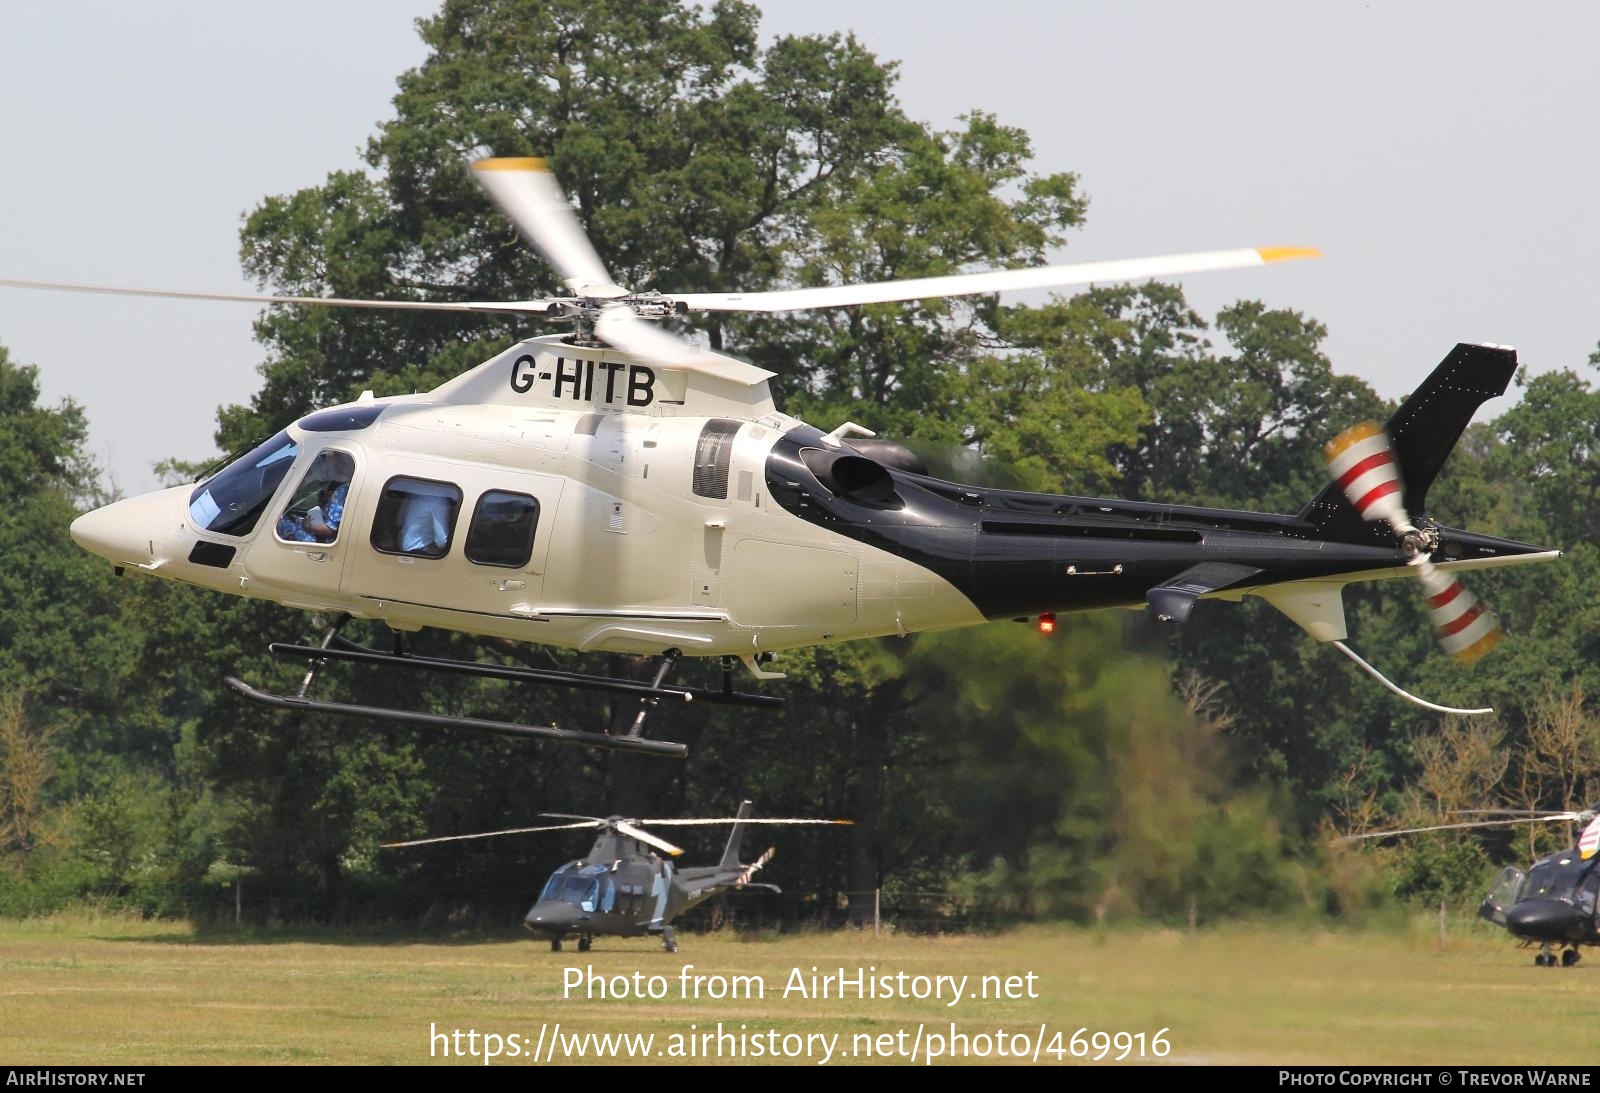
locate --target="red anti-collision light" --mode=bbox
[1037,612,1057,635]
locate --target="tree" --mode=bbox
[0,691,55,859]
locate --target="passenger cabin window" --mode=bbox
[692,420,742,499]
[276,450,355,544]
[465,490,540,568]
[371,477,462,559]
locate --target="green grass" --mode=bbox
[0,912,1593,1065]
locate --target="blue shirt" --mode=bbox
[278,482,348,543]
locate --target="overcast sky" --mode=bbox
[3,2,1595,495]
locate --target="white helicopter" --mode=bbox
[8,158,1555,757]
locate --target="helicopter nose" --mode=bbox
[1504,898,1586,941]
[70,487,186,568]
[525,901,573,928]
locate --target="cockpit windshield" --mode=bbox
[188,431,300,537]
[1521,858,1576,902]
[537,866,608,913]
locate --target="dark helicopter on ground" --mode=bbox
[1346,808,1600,967]
[383,801,848,952]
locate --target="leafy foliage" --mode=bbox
[5,0,1596,926]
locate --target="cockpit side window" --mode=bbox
[1579,863,1600,915]
[276,450,356,545]
[188,431,299,538]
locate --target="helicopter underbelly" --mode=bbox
[344,530,983,657]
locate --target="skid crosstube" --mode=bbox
[267,638,784,709]
[224,676,690,759]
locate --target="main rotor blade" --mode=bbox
[642,818,855,826]
[592,307,775,385]
[0,276,559,314]
[667,247,1319,314]
[1339,815,1579,842]
[381,820,600,849]
[470,157,623,297]
[613,820,684,858]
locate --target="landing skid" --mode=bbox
[224,616,785,759]
[269,637,783,710]
[225,676,690,758]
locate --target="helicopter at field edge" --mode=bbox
[1346,808,1600,967]
[382,800,848,952]
[4,157,1559,757]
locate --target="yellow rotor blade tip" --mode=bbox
[1256,246,1324,263]
[471,156,549,173]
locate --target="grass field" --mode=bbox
[1,913,1595,1065]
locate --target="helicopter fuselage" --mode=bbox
[1480,851,1600,962]
[524,832,755,947]
[69,335,1554,664]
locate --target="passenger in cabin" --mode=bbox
[399,491,452,554]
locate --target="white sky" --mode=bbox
[3,1,1596,494]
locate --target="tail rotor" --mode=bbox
[1324,420,1503,665]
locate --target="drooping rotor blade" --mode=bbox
[593,306,774,385]
[0,276,561,314]
[1451,809,1583,817]
[613,820,685,858]
[666,246,1320,314]
[381,820,600,849]
[642,818,855,827]
[1339,815,1581,842]
[469,157,625,298]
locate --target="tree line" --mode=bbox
[5,0,1600,928]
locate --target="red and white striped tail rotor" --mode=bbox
[1323,421,1415,536]
[736,847,776,887]
[1324,420,1502,666]
[1415,559,1502,664]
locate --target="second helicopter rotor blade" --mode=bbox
[1339,815,1577,842]
[381,820,601,849]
